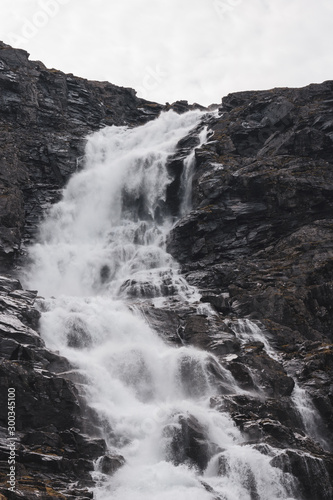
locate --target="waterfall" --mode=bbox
[179,125,209,216]
[23,110,299,500]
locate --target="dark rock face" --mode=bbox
[167,81,333,386]
[270,449,333,500]
[168,82,333,343]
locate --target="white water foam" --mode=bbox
[180,125,210,216]
[24,110,297,499]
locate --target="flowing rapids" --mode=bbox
[23,110,299,499]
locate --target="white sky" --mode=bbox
[1,0,332,106]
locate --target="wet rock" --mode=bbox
[282,342,333,448]
[270,449,333,500]
[200,292,232,314]
[218,453,260,500]
[201,480,224,500]
[225,360,254,389]
[165,414,213,471]
[66,318,92,349]
[223,343,295,397]
[142,301,242,356]
[99,454,125,475]
[212,392,329,460]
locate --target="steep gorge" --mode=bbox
[0,41,333,499]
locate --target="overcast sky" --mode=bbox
[1,0,332,106]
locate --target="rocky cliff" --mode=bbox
[167,81,333,427]
[0,40,333,499]
[166,82,333,498]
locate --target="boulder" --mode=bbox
[164,414,214,471]
[99,454,125,475]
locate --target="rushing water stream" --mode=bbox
[23,110,303,499]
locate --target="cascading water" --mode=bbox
[179,125,209,216]
[23,110,299,499]
[229,319,330,451]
